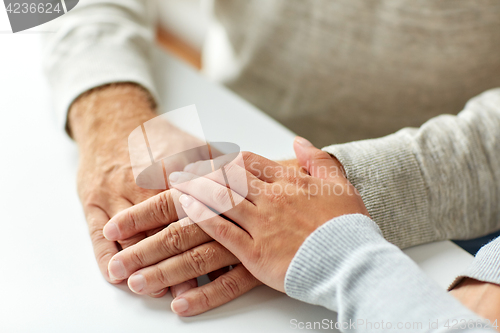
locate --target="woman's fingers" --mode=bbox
[103,189,183,241]
[180,194,252,255]
[293,136,344,181]
[107,218,212,281]
[170,172,256,224]
[127,241,240,295]
[187,151,282,182]
[171,264,261,316]
[183,156,262,202]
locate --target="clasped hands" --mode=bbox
[101,137,368,316]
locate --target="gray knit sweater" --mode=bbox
[286,215,500,332]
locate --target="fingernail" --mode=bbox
[128,274,145,293]
[171,298,189,314]
[150,288,166,296]
[108,259,126,280]
[295,136,313,147]
[172,282,191,298]
[184,163,195,172]
[179,194,193,208]
[169,172,181,184]
[103,222,120,240]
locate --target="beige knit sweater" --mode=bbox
[211,0,500,146]
[43,0,500,146]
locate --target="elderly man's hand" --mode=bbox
[70,83,201,297]
[103,188,262,316]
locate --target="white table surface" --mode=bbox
[0,31,474,332]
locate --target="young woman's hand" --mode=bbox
[169,137,369,292]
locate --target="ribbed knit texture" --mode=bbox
[42,0,159,130]
[449,237,500,290]
[323,133,432,249]
[324,89,500,250]
[212,0,500,147]
[285,214,496,332]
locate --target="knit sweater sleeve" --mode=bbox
[41,0,159,131]
[285,214,497,332]
[323,89,500,249]
[449,236,500,290]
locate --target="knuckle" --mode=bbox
[129,248,146,267]
[89,224,104,243]
[279,167,305,186]
[213,186,230,207]
[96,249,114,267]
[218,273,241,299]
[186,248,209,276]
[196,287,212,309]
[125,210,139,233]
[161,224,184,254]
[291,174,309,188]
[153,191,177,222]
[282,172,297,184]
[154,267,171,286]
[265,188,287,204]
[214,222,231,241]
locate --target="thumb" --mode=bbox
[293,136,344,181]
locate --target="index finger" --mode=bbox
[103,189,183,241]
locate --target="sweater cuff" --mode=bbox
[284,214,384,305]
[322,132,435,249]
[45,44,159,133]
[448,236,500,290]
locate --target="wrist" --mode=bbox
[68,83,157,154]
[451,278,500,323]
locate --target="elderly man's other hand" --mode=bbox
[103,190,262,316]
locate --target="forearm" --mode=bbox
[69,83,157,152]
[285,214,496,332]
[323,88,500,248]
